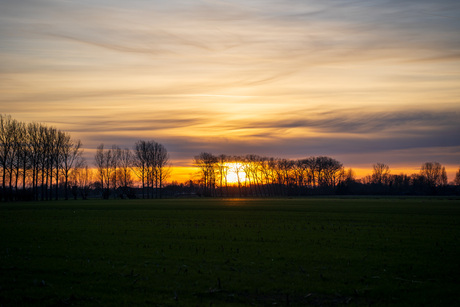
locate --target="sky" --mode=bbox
[1,0,459,181]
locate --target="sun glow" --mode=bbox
[224,162,247,185]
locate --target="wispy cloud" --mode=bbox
[1,0,460,173]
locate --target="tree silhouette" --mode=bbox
[0,115,16,201]
[216,154,229,197]
[61,135,83,200]
[0,115,90,201]
[194,152,218,197]
[2,114,460,200]
[133,140,149,199]
[420,162,447,192]
[132,140,169,199]
[95,144,113,199]
[455,167,460,186]
[118,148,134,198]
[154,142,170,199]
[70,164,93,200]
[372,163,390,185]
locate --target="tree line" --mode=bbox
[193,153,350,197]
[192,152,460,197]
[359,162,452,195]
[2,115,460,201]
[94,141,169,199]
[0,114,83,201]
[0,115,169,201]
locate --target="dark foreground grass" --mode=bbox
[1,198,459,306]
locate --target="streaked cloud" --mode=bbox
[1,0,459,178]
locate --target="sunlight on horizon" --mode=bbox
[224,162,247,185]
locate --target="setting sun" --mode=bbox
[224,162,247,185]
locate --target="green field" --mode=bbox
[1,198,459,306]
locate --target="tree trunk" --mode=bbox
[22,158,26,195]
[55,167,59,200]
[2,164,6,201]
[64,171,69,200]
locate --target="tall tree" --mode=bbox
[371,163,390,185]
[154,142,170,199]
[133,140,149,199]
[455,167,460,186]
[12,121,27,199]
[420,162,447,189]
[95,144,113,199]
[17,122,30,198]
[111,145,122,197]
[54,131,66,200]
[118,148,133,198]
[43,126,57,200]
[315,156,343,188]
[70,163,93,200]
[27,123,41,200]
[216,154,229,197]
[61,134,83,200]
[194,152,217,196]
[95,144,105,193]
[0,115,17,201]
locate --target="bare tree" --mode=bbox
[79,165,94,200]
[70,164,93,200]
[315,156,343,188]
[371,163,391,185]
[12,121,27,198]
[54,131,66,200]
[454,167,460,186]
[133,140,149,199]
[1,115,87,201]
[258,156,273,195]
[131,140,170,199]
[111,145,122,196]
[337,168,356,189]
[229,156,243,197]
[303,157,317,187]
[245,155,263,197]
[420,162,447,188]
[216,154,229,197]
[17,122,30,198]
[194,152,217,196]
[43,126,57,200]
[118,148,133,198]
[61,134,83,200]
[95,144,113,199]
[0,115,17,201]
[95,144,105,192]
[27,123,41,200]
[154,142,170,199]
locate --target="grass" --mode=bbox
[1,198,459,306]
